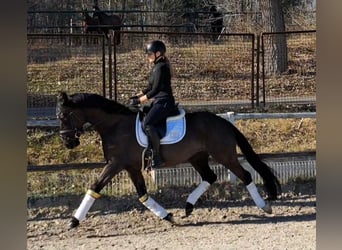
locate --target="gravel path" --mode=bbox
[27,184,316,250]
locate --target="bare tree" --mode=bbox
[259,0,288,74]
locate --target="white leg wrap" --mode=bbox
[142,196,168,219]
[73,192,98,221]
[246,182,266,209]
[186,181,210,205]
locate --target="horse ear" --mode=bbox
[58,91,69,105]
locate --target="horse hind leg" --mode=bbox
[185,152,217,217]
[213,151,272,214]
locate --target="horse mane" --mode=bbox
[69,93,135,115]
[92,5,122,21]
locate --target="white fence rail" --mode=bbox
[152,154,316,186]
[219,111,316,124]
[27,155,316,198]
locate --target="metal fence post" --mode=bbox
[226,111,235,124]
[256,35,260,107]
[226,111,237,184]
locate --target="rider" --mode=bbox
[130,40,177,168]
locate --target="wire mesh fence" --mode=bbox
[27,158,316,199]
[114,31,254,108]
[27,30,316,120]
[27,7,316,34]
[260,30,316,106]
[27,34,107,116]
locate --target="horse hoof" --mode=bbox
[261,202,272,214]
[68,217,79,229]
[163,213,174,224]
[185,202,194,217]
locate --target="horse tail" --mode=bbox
[231,124,281,200]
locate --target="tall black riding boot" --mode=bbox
[145,126,165,168]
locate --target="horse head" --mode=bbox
[81,8,99,34]
[56,92,86,149]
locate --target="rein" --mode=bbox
[58,111,84,138]
[58,93,136,138]
[83,116,107,131]
[58,109,111,137]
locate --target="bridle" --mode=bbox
[57,108,107,139]
[57,110,84,139]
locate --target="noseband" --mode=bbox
[58,111,84,139]
[59,127,83,138]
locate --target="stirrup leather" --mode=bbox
[141,148,153,171]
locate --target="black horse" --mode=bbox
[92,5,122,45]
[57,92,281,229]
[81,8,101,34]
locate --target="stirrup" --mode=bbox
[142,148,154,174]
[143,148,152,161]
[151,154,165,168]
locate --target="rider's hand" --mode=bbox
[129,96,140,106]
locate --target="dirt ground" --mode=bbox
[27,181,316,250]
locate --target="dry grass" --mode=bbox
[236,118,316,154]
[27,130,103,165]
[27,35,316,108]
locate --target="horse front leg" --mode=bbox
[69,160,123,229]
[127,168,174,223]
[185,153,217,217]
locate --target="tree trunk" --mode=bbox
[260,0,288,74]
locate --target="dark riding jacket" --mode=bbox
[141,57,177,137]
[142,57,175,104]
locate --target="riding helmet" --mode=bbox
[145,40,166,55]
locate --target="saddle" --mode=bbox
[135,107,186,147]
[135,107,186,171]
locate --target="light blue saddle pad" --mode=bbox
[135,108,186,147]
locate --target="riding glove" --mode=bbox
[129,96,140,106]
